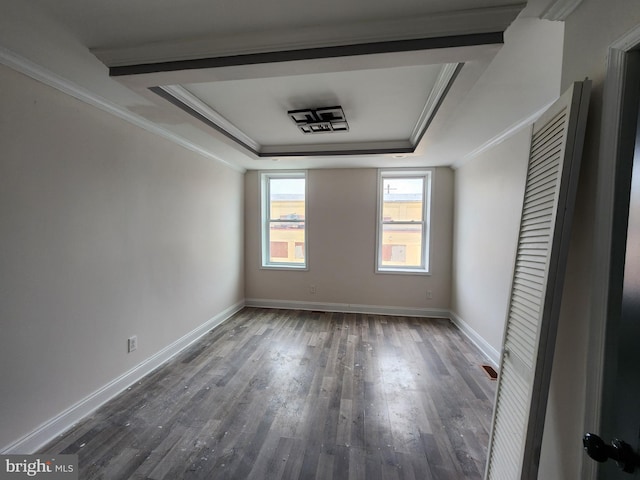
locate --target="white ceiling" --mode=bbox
[182,64,443,146]
[25,0,525,48]
[1,0,568,171]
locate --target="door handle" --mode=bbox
[583,433,640,474]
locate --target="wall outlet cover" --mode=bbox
[127,336,138,353]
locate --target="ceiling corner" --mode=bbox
[540,0,584,21]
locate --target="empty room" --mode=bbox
[2,0,640,479]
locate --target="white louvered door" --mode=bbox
[485,80,591,480]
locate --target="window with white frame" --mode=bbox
[376,169,432,274]
[260,171,307,269]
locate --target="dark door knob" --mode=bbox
[583,433,640,474]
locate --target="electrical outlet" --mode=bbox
[127,335,138,353]
[426,290,433,300]
[309,284,317,294]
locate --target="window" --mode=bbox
[376,169,432,274]
[261,171,307,269]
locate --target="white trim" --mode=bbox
[452,102,552,170]
[540,0,584,21]
[410,63,460,146]
[375,168,433,274]
[0,47,245,174]
[1,299,503,454]
[611,23,640,51]
[245,298,450,319]
[581,48,625,480]
[449,311,501,367]
[1,300,245,454]
[245,299,500,365]
[260,170,308,270]
[159,85,261,152]
[581,24,640,480]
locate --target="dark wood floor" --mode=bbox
[41,308,496,479]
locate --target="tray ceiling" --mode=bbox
[150,62,459,157]
[106,30,507,160]
[5,0,555,169]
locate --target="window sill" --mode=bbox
[375,268,431,276]
[261,264,309,271]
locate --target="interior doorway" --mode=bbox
[584,32,640,479]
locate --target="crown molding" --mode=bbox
[0,47,246,173]
[452,101,552,169]
[410,62,461,145]
[158,85,261,152]
[155,83,418,158]
[151,61,459,158]
[540,0,584,21]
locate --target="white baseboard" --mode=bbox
[245,298,451,319]
[1,300,244,454]
[248,299,500,366]
[3,300,500,453]
[449,311,501,367]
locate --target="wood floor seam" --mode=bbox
[41,307,496,479]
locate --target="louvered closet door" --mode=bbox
[485,80,591,480]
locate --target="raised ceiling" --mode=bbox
[26,0,525,50]
[1,0,568,170]
[89,1,521,162]
[148,59,460,157]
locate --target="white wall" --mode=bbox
[451,128,531,359]
[448,15,564,365]
[244,168,454,313]
[0,64,244,451]
[538,1,640,478]
[432,17,564,167]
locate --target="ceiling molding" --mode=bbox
[452,101,552,169]
[150,85,260,156]
[158,85,261,152]
[152,80,417,157]
[94,4,525,68]
[111,34,504,163]
[149,61,462,158]
[410,63,461,145]
[258,143,414,157]
[540,0,584,21]
[0,47,246,173]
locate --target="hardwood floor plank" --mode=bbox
[247,433,290,480]
[40,308,496,479]
[315,452,335,479]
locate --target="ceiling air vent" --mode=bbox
[288,106,349,134]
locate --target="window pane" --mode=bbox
[269,221,305,263]
[270,178,305,220]
[262,172,307,269]
[270,241,288,258]
[381,223,422,267]
[382,177,423,222]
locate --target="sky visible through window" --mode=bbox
[265,175,306,267]
[270,178,305,195]
[379,173,428,272]
[383,178,423,197]
[269,177,422,196]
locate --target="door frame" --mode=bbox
[584,24,640,479]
